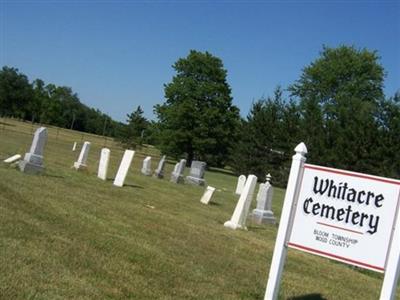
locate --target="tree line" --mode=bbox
[1,46,399,186]
[0,66,123,136]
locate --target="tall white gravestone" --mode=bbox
[141,156,152,176]
[235,175,246,195]
[251,174,276,224]
[186,161,207,186]
[113,150,135,187]
[170,159,186,183]
[19,127,48,174]
[200,186,216,205]
[72,142,77,152]
[97,148,110,180]
[154,155,166,178]
[224,174,258,230]
[74,141,91,170]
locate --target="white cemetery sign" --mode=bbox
[264,142,400,300]
[224,174,258,230]
[235,175,246,195]
[98,148,110,180]
[113,150,135,187]
[200,186,216,205]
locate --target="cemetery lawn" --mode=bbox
[0,119,397,300]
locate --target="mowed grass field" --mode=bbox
[0,118,396,300]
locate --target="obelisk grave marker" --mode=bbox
[19,127,47,174]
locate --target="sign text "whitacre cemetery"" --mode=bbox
[288,164,400,272]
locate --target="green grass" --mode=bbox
[0,118,397,299]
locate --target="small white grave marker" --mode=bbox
[74,141,90,170]
[97,148,110,180]
[113,150,135,187]
[200,186,216,205]
[72,142,77,152]
[4,154,21,164]
[141,156,152,176]
[235,175,246,195]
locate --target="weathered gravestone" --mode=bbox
[154,155,166,179]
[235,175,246,195]
[18,127,47,174]
[200,186,216,205]
[113,150,135,187]
[224,174,258,230]
[141,156,152,176]
[186,160,206,186]
[72,142,77,152]
[4,154,21,164]
[74,141,90,170]
[251,174,276,224]
[97,148,110,180]
[170,159,186,183]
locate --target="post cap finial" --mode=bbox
[266,173,272,182]
[294,142,307,155]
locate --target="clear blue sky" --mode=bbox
[1,1,399,122]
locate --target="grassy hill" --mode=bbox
[0,118,395,299]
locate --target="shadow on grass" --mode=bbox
[289,294,327,300]
[106,178,144,189]
[43,173,64,179]
[209,201,221,206]
[124,183,144,189]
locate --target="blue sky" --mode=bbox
[1,1,399,122]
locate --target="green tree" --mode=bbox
[118,106,148,149]
[0,66,34,118]
[155,50,240,166]
[289,45,385,174]
[230,87,300,186]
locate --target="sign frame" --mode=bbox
[264,142,400,300]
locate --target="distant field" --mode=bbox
[0,118,395,299]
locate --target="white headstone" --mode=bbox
[251,174,276,224]
[4,154,21,164]
[97,148,110,180]
[235,175,246,195]
[154,155,166,178]
[113,150,135,187]
[19,127,48,174]
[141,156,152,176]
[170,159,186,183]
[73,141,91,170]
[72,142,77,151]
[224,174,258,230]
[186,161,207,186]
[200,186,216,205]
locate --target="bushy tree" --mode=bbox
[230,87,300,186]
[0,66,33,118]
[290,45,385,174]
[118,106,148,149]
[155,50,240,166]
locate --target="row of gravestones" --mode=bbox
[8,127,207,187]
[5,127,274,229]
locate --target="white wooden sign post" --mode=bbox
[264,142,400,300]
